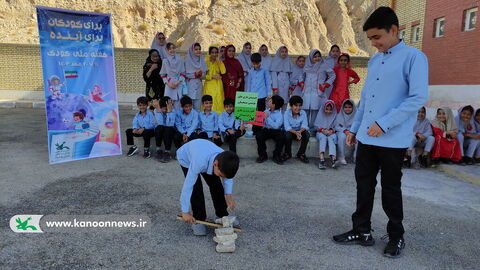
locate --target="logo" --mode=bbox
[10,215,44,233]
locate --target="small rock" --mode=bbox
[215,227,234,236]
[221,216,230,228]
[213,233,237,243]
[216,242,235,253]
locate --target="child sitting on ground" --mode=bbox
[153,96,176,162]
[404,106,435,168]
[126,96,156,158]
[431,107,462,163]
[174,96,199,149]
[282,95,310,163]
[315,100,338,169]
[197,95,222,146]
[255,95,286,165]
[455,105,480,165]
[218,98,246,153]
[334,99,357,165]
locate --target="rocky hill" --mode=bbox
[0,0,380,56]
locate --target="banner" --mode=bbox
[234,92,258,121]
[37,6,121,164]
[247,111,265,127]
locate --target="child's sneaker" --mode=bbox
[331,157,338,169]
[127,146,139,156]
[383,235,405,258]
[191,223,207,236]
[281,153,292,161]
[333,230,375,246]
[339,158,347,165]
[256,155,268,163]
[318,160,326,170]
[297,154,309,163]
[161,151,171,163]
[143,149,151,158]
[273,155,284,165]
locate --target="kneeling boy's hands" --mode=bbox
[225,194,236,210]
[182,212,196,223]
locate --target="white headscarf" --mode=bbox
[160,52,185,76]
[258,45,272,71]
[270,46,292,73]
[475,109,480,133]
[291,56,304,82]
[304,49,322,74]
[413,106,432,135]
[238,43,252,72]
[432,107,457,132]
[455,105,476,134]
[334,99,356,131]
[314,100,337,129]
[185,43,208,75]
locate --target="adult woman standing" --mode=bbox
[204,46,226,113]
[143,49,165,104]
[222,45,244,101]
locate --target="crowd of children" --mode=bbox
[134,36,480,168]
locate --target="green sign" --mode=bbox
[234,92,258,121]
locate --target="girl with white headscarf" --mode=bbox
[431,107,462,163]
[238,42,253,92]
[290,56,305,97]
[404,106,435,168]
[160,42,186,110]
[334,99,357,165]
[315,100,338,169]
[185,42,208,111]
[271,46,293,109]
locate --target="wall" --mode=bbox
[393,0,427,50]
[423,0,480,85]
[0,43,369,101]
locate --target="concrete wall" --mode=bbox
[423,0,480,85]
[0,43,369,102]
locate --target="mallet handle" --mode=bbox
[175,215,242,232]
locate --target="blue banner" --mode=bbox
[37,6,122,164]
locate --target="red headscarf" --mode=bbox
[222,45,245,99]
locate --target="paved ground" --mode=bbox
[1,108,479,270]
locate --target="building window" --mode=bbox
[411,25,420,42]
[464,7,477,31]
[434,17,445,37]
[399,29,406,40]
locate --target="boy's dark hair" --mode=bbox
[343,100,354,107]
[330,44,340,52]
[137,96,148,105]
[223,98,235,106]
[251,53,261,64]
[215,151,240,179]
[243,42,251,48]
[461,105,474,114]
[201,94,213,103]
[166,42,175,50]
[289,95,303,107]
[159,96,171,108]
[208,46,218,54]
[363,6,399,32]
[271,95,284,110]
[73,111,84,120]
[180,96,193,107]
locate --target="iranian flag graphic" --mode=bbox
[64,70,78,78]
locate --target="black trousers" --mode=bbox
[197,132,223,147]
[173,131,199,149]
[352,142,406,238]
[256,128,286,157]
[181,166,229,221]
[154,126,175,151]
[253,97,267,135]
[284,130,310,156]
[125,128,155,148]
[224,129,246,153]
[145,83,165,101]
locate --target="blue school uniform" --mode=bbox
[247,67,272,99]
[350,41,429,148]
[264,109,283,129]
[175,109,199,136]
[284,109,308,131]
[218,111,241,132]
[154,109,176,127]
[199,110,219,138]
[176,139,234,213]
[132,111,156,129]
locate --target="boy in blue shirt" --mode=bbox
[255,95,286,165]
[332,7,428,259]
[177,139,240,236]
[282,95,310,163]
[153,96,176,162]
[126,96,156,158]
[247,52,272,135]
[197,95,222,146]
[218,98,246,153]
[174,96,199,149]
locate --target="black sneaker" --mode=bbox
[256,155,268,163]
[297,153,309,163]
[383,236,405,258]
[465,157,474,165]
[143,149,151,158]
[273,156,284,165]
[318,160,326,170]
[127,146,139,156]
[281,153,292,161]
[333,230,375,246]
[331,157,337,169]
[161,151,171,163]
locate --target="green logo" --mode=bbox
[55,141,70,150]
[15,217,38,231]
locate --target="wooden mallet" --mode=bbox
[175,215,242,232]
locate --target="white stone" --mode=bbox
[215,227,234,236]
[213,233,237,243]
[215,242,235,253]
[221,216,230,228]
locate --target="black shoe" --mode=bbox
[465,156,474,165]
[403,155,411,168]
[273,156,284,165]
[475,157,480,164]
[418,155,426,168]
[383,236,405,258]
[318,159,326,170]
[156,150,164,161]
[281,153,292,161]
[256,155,268,163]
[331,157,337,169]
[333,230,375,246]
[297,153,309,163]
[161,151,171,163]
[127,146,139,156]
[143,149,151,158]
